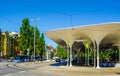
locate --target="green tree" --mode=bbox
[111,50,119,61]
[50,51,54,59]
[37,33,46,61]
[76,49,84,57]
[99,50,118,62]
[18,18,46,61]
[28,26,34,54]
[28,26,40,55]
[35,26,40,55]
[18,18,31,54]
[57,46,67,59]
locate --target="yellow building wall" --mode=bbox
[2,35,14,56]
[0,35,4,56]
[0,33,17,57]
[3,35,7,56]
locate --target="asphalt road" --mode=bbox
[0,61,56,76]
[0,62,27,76]
[1,61,120,76]
[0,61,68,76]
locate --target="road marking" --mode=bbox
[3,74,13,76]
[19,71,26,73]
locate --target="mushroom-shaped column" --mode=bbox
[65,37,74,66]
[88,34,96,68]
[92,31,107,68]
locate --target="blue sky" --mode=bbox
[0,0,120,48]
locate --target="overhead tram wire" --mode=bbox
[0,15,20,32]
[0,16,19,26]
[0,15,47,33]
[19,3,120,29]
[1,3,120,32]
[72,5,120,16]
[15,3,74,28]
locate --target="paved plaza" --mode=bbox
[1,61,120,76]
[21,62,120,76]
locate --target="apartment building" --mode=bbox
[0,31,18,57]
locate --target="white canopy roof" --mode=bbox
[46,22,120,48]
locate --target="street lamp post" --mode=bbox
[31,18,40,61]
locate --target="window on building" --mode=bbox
[1,44,2,47]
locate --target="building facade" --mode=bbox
[0,31,18,57]
[46,45,56,60]
[0,34,4,57]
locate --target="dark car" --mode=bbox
[100,60,115,67]
[12,54,29,63]
[55,58,61,62]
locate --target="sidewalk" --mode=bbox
[56,66,120,76]
[14,60,55,69]
[14,61,120,76]
[58,66,120,73]
[33,65,120,76]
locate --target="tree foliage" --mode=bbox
[50,51,54,59]
[29,26,34,54]
[56,46,67,59]
[76,48,84,57]
[99,50,119,61]
[37,33,46,60]
[18,18,46,58]
[18,18,31,53]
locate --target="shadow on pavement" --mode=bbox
[49,61,67,66]
[116,73,120,74]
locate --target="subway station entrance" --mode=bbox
[46,22,120,68]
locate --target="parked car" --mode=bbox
[100,61,115,67]
[12,54,29,63]
[55,58,61,62]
